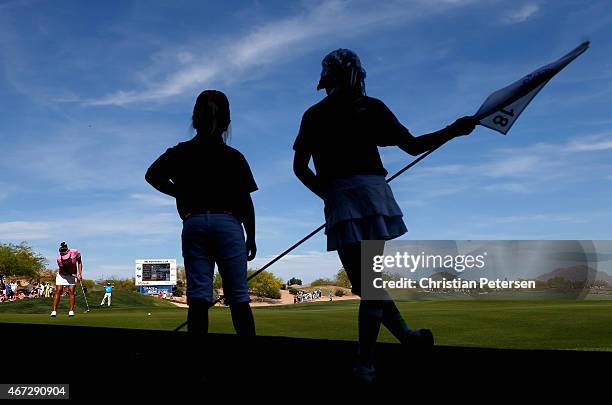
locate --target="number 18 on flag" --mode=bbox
[475,41,590,135]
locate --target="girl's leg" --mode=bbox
[380,300,413,343]
[356,242,431,346]
[339,241,422,355]
[219,249,255,336]
[356,242,419,344]
[68,285,76,311]
[229,302,255,337]
[357,301,384,365]
[216,215,255,337]
[51,286,62,311]
[187,297,211,335]
[186,296,212,382]
[338,242,384,366]
[182,218,216,337]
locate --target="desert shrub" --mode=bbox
[214,269,283,300]
[311,278,334,286]
[247,269,282,299]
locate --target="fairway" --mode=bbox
[2,290,612,351]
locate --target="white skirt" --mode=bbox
[55,273,76,286]
[324,175,407,251]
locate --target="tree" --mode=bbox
[0,243,47,281]
[335,268,351,288]
[288,277,302,286]
[213,272,223,289]
[177,265,186,283]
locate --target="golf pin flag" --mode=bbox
[475,41,590,135]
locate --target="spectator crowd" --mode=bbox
[293,289,324,304]
[1,279,54,303]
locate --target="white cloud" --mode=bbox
[80,250,341,283]
[565,134,612,152]
[0,221,52,240]
[394,132,612,201]
[484,213,586,225]
[0,121,178,192]
[130,193,175,207]
[0,212,180,243]
[502,3,539,24]
[0,209,182,279]
[482,182,530,193]
[88,0,481,106]
[480,154,542,177]
[255,213,324,242]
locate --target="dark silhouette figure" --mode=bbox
[146,90,257,351]
[293,49,475,383]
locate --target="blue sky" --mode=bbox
[1,0,611,282]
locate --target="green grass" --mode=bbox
[2,290,612,351]
[0,289,176,314]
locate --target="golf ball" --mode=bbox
[148,313,151,316]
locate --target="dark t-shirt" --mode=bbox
[293,95,412,184]
[146,136,258,220]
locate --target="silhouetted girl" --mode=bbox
[146,90,257,342]
[293,49,475,383]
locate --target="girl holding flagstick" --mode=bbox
[293,49,475,383]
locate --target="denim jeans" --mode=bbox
[181,213,250,304]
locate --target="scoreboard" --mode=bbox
[134,259,177,286]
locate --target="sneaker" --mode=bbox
[403,328,434,348]
[352,362,376,385]
[68,310,75,317]
[417,328,434,347]
[50,311,56,317]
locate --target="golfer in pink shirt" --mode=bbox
[50,242,83,317]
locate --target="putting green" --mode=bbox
[2,290,612,351]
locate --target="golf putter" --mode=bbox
[78,278,90,312]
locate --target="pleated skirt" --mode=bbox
[324,175,407,251]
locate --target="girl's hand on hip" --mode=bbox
[246,239,257,261]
